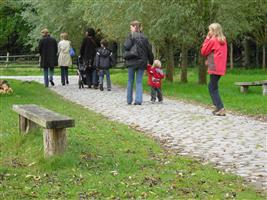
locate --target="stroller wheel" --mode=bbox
[78,80,82,89]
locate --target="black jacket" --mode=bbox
[38,36,58,68]
[80,36,99,66]
[95,47,115,69]
[124,32,154,68]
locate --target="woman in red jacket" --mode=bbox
[147,60,165,103]
[201,23,227,116]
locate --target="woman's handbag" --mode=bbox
[123,43,139,60]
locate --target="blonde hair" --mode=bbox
[41,28,49,36]
[60,32,68,40]
[209,23,226,42]
[153,59,161,67]
[130,20,142,32]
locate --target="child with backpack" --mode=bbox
[94,39,115,91]
[147,60,165,103]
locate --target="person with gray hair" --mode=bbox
[38,28,58,87]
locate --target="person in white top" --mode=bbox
[58,32,72,85]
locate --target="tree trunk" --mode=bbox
[242,38,250,68]
[230,43,234,70]
[180,45,188,83]
[165,40,174,82]
[256,43,259,67]
[198,52,207,84]
[263,44,266,69]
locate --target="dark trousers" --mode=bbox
[60,66,69,85]
[86,68,98,87]
[151,87,163,102]
[43,67,54,87]
[208,74,224,109]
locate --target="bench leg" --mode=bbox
[240,86,249,93]
[43,128,67,157]
[263,84,267,96]
[19,115,37,134]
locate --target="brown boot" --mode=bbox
[214,108,226,116]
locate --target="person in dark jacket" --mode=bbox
[80,28,100,88]
[38,28,58,87]
[124,20,154,105]
[95,39,115,91]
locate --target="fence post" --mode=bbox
[5,52,9,67]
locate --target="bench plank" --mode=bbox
[13,104,75,129]
[235,80,267,95]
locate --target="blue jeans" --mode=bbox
[208,74,224,109]
[60,66,69,85]
[127,67,144,104]
[99,69,111,89]
[43,67,54,87]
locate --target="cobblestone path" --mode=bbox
[2,76,267,191]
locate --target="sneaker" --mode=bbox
[107,88,111,91]
[213,108,226,116]
[134,102,142,105]
[100,84,104,91]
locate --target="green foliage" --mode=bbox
[110,68,267,116]
[0,80,264,199]
[0,0,31,54]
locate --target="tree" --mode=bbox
[0,0,31,54]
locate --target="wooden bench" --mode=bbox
[13,104,75,157]
[235,80,267,95]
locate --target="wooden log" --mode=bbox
[19,115,27,133]
[240,85,249,93]
[43,128,67,157]
[263,84,267,96]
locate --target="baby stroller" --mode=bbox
[77,56,87,89]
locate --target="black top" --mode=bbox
[124,32,154,68]
[38,36,58,68]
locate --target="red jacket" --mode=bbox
[147,64,164,88]
[201,37,227,76]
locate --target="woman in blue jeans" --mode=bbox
[124,20,154,105]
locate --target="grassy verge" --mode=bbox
[0,66,77,76]
[110,68,267,116]
[0,80,264,199]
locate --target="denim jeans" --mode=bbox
[43,67,54,87]
[99,69,111,89]
[60,66,69,85]
[208,74,224,109]
[127,67,144,104]
[151,87,163,102]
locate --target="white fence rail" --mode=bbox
[0,53,40,67]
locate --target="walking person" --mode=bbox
[58,32,72,85]
[80,28,99,88]
[201,23,227,116]
[38,28,58,87]
[124,20,154,105]
[94,39,115,91]
[147,60,165,103]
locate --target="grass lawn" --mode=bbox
[0,80,265,199]
[0,66,77,76]
[110,68,267,116]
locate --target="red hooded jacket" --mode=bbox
[201,37,227,76]
[147,64,164,88]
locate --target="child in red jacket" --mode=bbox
[201,23,227,116]
[147,60,165,103]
